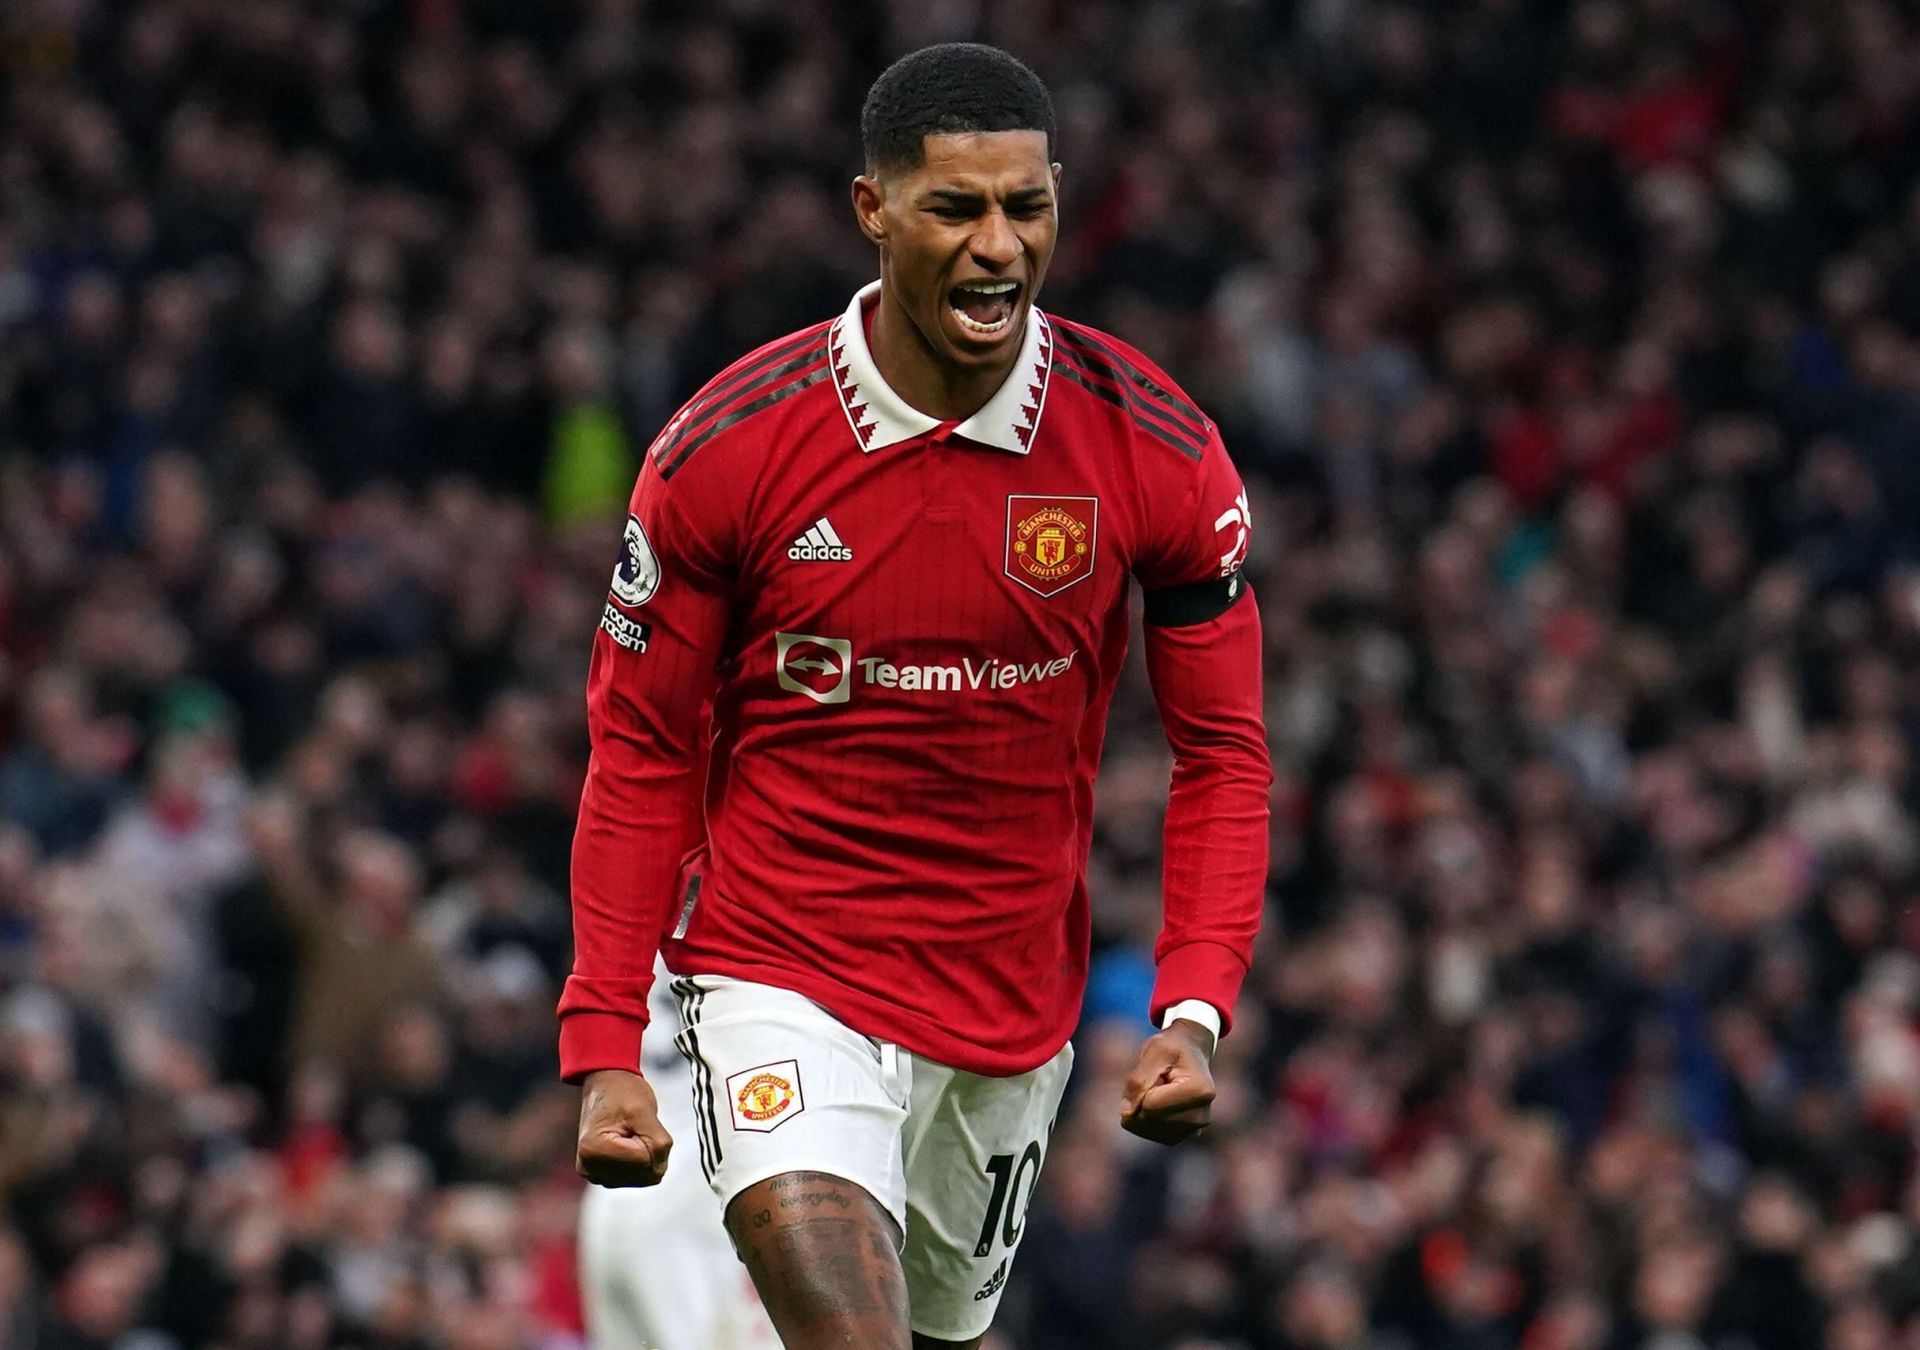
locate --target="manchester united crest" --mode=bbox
[726,1059,805,1132]
[1006,495,1098,597]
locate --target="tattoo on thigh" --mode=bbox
[766,1171,858,1216]
[788,1221,880,1314]
[730,1175,909,1336]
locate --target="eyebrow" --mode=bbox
[925,187,1053,205]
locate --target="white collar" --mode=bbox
[828,280,1054,454]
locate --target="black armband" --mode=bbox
[1142,572,1247,627]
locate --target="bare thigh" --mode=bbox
[725,1170,911,1349]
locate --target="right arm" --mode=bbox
[558,469,733,1086]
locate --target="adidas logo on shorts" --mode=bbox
[788,516,852,562]
[973,1257,1007,1301]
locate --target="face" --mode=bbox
[855,130,1060,370]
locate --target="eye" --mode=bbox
[929,206,970,221]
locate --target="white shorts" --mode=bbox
[669,973,1074,1342]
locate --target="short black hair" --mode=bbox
[860,44,1056,174]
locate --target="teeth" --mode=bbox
[953,307,1013,334]
[950,279,1018,335]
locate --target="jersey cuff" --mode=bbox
[557,1010,646,1084]
[1159,999,1222,1052]
[1150,940,1247,1037]
[1143,572,1248,627]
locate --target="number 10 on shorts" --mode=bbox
[974,1137,1046,1258]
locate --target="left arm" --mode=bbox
[1122,420,1272,1143]
[1119,583,1271,1143]
[1142,583,1271,1032]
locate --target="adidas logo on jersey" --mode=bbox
[788,517,852,562]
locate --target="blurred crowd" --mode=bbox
[6,0,1920,1347]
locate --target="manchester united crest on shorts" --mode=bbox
[726,1059,804,1132]
[1006,495,1097,597]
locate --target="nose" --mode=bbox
[970,209,1021,270]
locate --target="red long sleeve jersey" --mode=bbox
[560,282,1271,1081]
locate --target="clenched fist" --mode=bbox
[576,1069,674,1187]
[1120,1019,1217,1145]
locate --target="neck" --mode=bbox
[868,282,1021,423]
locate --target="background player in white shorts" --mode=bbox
[577,960,779,1350]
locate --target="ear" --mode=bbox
[851,175,887,246]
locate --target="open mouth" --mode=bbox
[948,279,1021,336]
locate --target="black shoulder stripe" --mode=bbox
[654,326,829,460]
[1053,358,1126,414]
[1054,349,1205,462]
[659,361,832,479]
[1051,327,1207,445]
[1054,345,1206,453]
[691,325,829,419]
[1143,572,1248,626]
[656,345,823,464]
[1061,326,1210,437]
